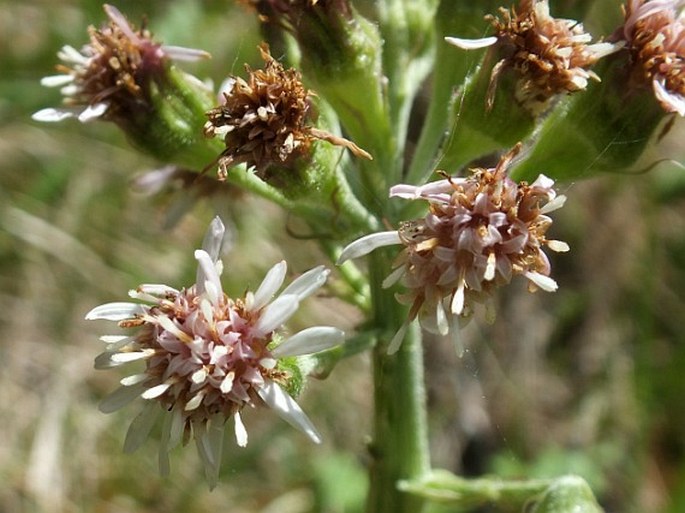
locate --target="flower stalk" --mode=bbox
[366,250,430,513]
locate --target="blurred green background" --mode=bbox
[2,1,685,512]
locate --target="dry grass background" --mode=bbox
[2,1,685,512]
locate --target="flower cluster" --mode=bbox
[445,0,618,114]
[339,145,568,353]
[86,217,344,486]
[32,4,209,124]
[204,44,370,181]
[621,0,685,116]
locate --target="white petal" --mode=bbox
[195,249,223,299]
[191,368,208,384]
[141,383,172,399]
[444,35,498,50]
[254,294,299,335]
[185,392,205,411]
[200,217,226,265]
[257,381,322,444]
[337,231,402,264]
[436,300,449,336]
[57,45,89,65]
[40,74,74,87]
[111,350,153,364]
[155,314,192,343]
[94,351,124,370]
[86,302,144,321]
[653,79,685,116]
[547,240,570,252]
[251,261,287,311]
[387,321,409,355]
[382,265,406,289]
[103,3,139,42]
[99,383,145,413]
[260,357,277,369]
[540,194,566,214]
[161,44,211,61]
[451,279,466,315]
[234,412,248,447]
[194,415,225,490]
[272,327,345,357]
[77,102,108,122]
[120,373,148,386]
[158,411,173,477]
[279,265,329,300]
[449,316,465,357]
[101,335,134,351]
[484,252,497,281]
[136,284,179,296]
[220,371,235,394]
[32,108,76,122]
[123,403,159,453]
[168,407,184,450]
[525,272,558,292]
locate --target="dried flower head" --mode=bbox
[33,4,209,124]
[621,0,685,115]
[445,0,619,114]
[204,43,370,181]
[339,145,568,353]
[86,217,344,487]
[238,0,352,31]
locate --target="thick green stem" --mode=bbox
[365,251,430,513]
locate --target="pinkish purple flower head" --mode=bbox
[339,145,568,354]
[33,4,209,124]
[86,217,343,487]
[621,0,685,115]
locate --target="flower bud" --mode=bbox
[529,476,603,513]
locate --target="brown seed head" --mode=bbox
[205,43,370,181]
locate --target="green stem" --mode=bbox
[365,251,430,513]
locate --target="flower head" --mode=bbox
[621,0,685,115]
[33,4,209,124]
[204,43,370,181]
[86,217,344,487]
[445,0,619,114]
[339,145,568,353]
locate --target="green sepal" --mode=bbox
[437,47,538,173]
[120,64,217,168]
[510,54,669,182]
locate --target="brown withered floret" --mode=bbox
[485,0,615,114]
[621,0,685,115]
[204,44,370,181]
